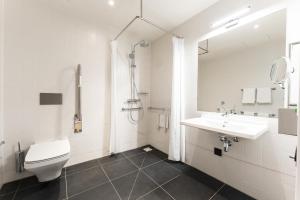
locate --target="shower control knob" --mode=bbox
[0,140,5,146]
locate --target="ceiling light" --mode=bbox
[199,4,285,42]
[254,24,260,29]
[212,6,251,28]
[108,0,115,7]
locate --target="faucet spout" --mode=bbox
[221,112,228,117]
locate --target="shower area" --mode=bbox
[109,0,181,156]
[121,40,149,125]
[110,38,152,153]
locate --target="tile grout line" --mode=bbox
[122,152,177,200]
[110,169,137,182]
[65,151,144,174]
[66,165,112,199]
[122,151,147,160]
[136,174,181,200]
[136,187,160,200]
[100,157,127,166]
[66,165,100,177]
[57,151,150,178]
[64,168,138,199]
[208,183,226,200]
[140,158,167,170]
[97,155,139,182]
[67,181,109,199]
[100,165,122,200]
[134,154,178,200]
[66,155,130,177]
[127,156,146,200]
[140,170,177,200]
[121,153,143,169]
[11,181,21,200]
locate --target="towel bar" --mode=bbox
[121,107,142,112]
[241,88,276,91]
[148,106,170,112]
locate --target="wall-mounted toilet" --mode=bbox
[24,139,70,182]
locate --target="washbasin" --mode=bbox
[181,114,269,140]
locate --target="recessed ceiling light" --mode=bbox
[108,0,115,7]
[254,24,260,29]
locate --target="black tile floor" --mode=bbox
[0,146,255,200]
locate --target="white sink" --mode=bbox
[181,114,269,140]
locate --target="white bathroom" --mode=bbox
[0,0,300,200]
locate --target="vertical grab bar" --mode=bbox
[74,64,82,133]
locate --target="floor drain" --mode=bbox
[143,147,152,152]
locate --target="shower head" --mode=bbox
[139,40,149,47]
[132,40,149,51]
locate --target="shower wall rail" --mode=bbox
[121,107,143,112]
[148,106,171,112]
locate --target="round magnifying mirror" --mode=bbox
[270,57,291,84]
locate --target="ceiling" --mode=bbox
[38,0,219,41]
[199,9,286,62]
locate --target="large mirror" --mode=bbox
[197,9,288,117]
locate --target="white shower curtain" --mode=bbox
[110,40,118,154]
[168,36,185,162]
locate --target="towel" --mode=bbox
[256,88,272,104]
[242,88,256,104]
[158,114,165,129]
[165,114,169,129]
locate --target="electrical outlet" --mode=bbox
[214,147,222,156]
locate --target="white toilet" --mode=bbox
[24,139,70,182]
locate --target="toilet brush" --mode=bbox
[16,142,25,173]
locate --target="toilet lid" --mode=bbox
[25,139,70,163]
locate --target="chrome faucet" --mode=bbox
[219,101,229,116]
[221,112,228,117]
[219,101,237,116]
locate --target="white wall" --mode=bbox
[3,0,110,182]
[148,36,172,153]
[2,0,150,183]
[0,0,5,189]
[198,40,285,115]
[150,0,297,199]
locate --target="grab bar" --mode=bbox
[148,106,170,112]
[121,107,142,112]
[74,64,82,133]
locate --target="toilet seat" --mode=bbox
[25,139,70,164]
[24,139,70,182]
[25,153,70,165]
